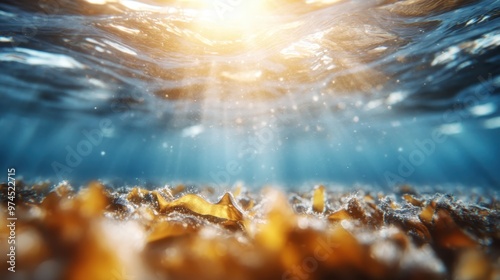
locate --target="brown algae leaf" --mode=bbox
[419,201,436,225]
[432,210,478,249]
[158,193,243,222]
[35,182,124,280]
[312,185,326,214]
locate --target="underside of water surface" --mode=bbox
[0,0,499,188]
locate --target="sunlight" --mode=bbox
[188,0,272,37]
[184,0,268,21]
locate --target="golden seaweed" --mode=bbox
[1,182,498,280]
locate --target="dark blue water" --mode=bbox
[0,0,499,189]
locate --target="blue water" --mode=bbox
[0,0,499,189]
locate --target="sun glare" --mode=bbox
[189,0,271,35]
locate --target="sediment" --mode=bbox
[1,181,499,280]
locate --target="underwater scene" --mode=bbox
[1,0,500,279]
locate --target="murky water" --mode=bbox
[0,0,499,189]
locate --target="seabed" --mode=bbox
[1,181,499,280]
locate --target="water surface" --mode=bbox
[1,0,499,189]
